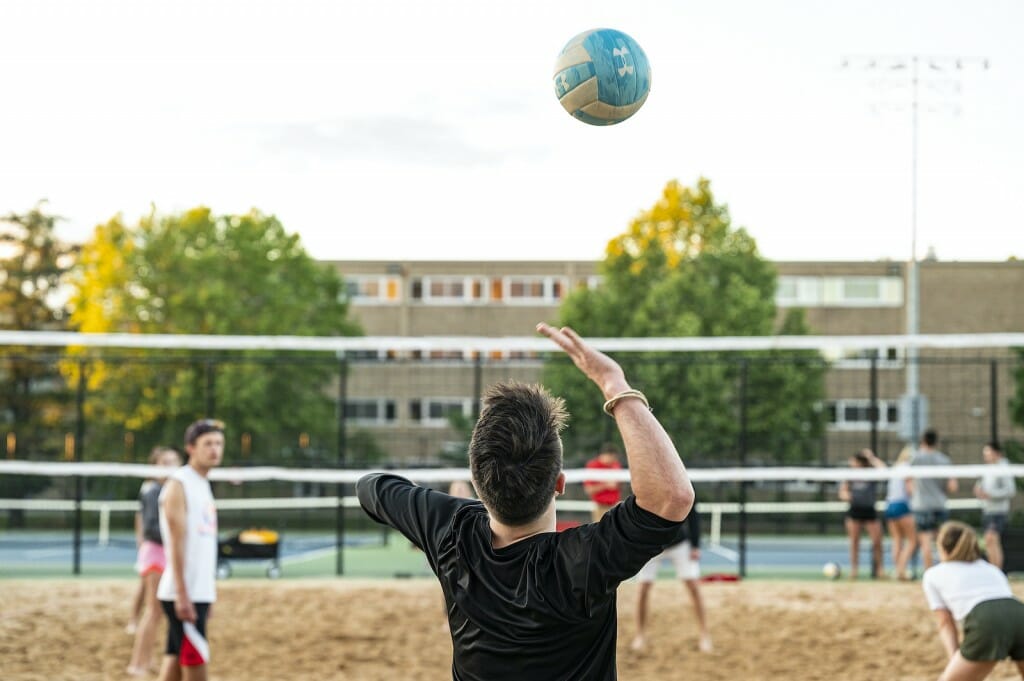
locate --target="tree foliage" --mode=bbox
[69,207,361,460]
[544,179,825,465]
[0,203,77,501]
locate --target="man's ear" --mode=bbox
[554,472,566,496]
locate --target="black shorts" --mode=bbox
[914,509,949,532]
[983,513,1009,535]
[847,506,878,522]
[160,600,211,666]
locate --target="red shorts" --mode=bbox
[136,540,166,576]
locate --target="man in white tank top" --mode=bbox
[157,419,223,681]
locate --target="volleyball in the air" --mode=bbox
[553,28,652,126]
[822,562,842,580]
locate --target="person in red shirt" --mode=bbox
[584,443,623,522]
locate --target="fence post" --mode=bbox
[336,355,348,577]
[73,359,86,576]
[990,359,999,445]
[204,360,216,417]
[738,359,748,579]
[472,353,483,420]
[869,356,879,455]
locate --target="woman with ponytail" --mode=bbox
[922,521,1024,680]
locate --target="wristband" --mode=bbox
[602,389,651,416]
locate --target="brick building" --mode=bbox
[327,259,1024,464]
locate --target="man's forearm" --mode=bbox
[171,532,188,597]
[611,396,693,521]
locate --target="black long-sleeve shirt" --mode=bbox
[357,473,685,681]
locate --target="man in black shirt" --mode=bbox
[358,324,695,680]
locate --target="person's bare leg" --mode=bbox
[919,531,936,571]
[182,665,208,681]
[895,517,917,580]
[157,656,181,681]
[845,518,861,579]
[127,571,162,674]
[631,581,653,651]
[867,520,883,579]
[126,577,145,634]
[887,518,901,574]
[683,579,712,652]
[936,651,997,681]
[984,529,1004,570]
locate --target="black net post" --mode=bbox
[472,353,483,419]
[72,359,86,576]
[869,356,879,455]
[204,359,216,417]
[738,359,748,579]
[990,359,999,444]
[335,355,348,577]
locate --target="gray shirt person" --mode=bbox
[978,458,1016,515]
[911,449,952,512]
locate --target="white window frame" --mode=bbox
[344,398,397,426]
[777,275,903,308]
[417,397,474,427]
[503,276,568,305]
[826,399,900,431]
[343,276,401,305]
[824,346,904,370]
[413,276,488,305]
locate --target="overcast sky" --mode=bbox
[1,0,1022,262]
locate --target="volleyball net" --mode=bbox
[2,459,1023,579]
[1,330,1023,577]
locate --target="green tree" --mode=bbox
[543,179,825,465]
[69,207,361,461]
[0,203,77,510]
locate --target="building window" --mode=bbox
[410,276,488,304]
[409,398,473,426]
[776,276,902,308]
[824,346,904,369]
[504,276,568,304]
[344,276,402,304]
[825,399,900,431]
[344,399,397,425]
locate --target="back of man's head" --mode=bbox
[922,429,939,448]
[469,382,567,526]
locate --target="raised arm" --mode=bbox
[863,450,887,469]
[537,323,694,521]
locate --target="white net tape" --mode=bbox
[2,330,1024,352]
[1,460,1022,483]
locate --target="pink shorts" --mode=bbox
[136,540,166,576]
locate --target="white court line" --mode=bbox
[23,547,75,559]
[707,544,740,562]
[280,546,338,566]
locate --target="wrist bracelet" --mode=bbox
[602,389,651,416]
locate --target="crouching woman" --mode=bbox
[922,521,1024,681]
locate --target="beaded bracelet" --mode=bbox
[602,389,651,416]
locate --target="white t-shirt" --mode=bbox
[922,559,1013,621]
[157,465,218,603]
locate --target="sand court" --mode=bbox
[2,579,1023,681]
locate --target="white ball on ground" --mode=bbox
[822,562,842,580]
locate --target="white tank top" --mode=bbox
[157,465,218,603]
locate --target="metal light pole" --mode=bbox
[842,54,989,445]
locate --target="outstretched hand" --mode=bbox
[536,323,628,399]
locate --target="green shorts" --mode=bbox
[961,599,1024,662]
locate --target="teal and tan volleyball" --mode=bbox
[553,28,651,126]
